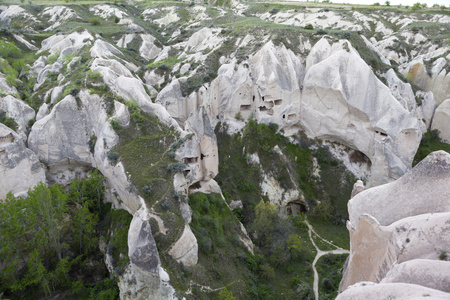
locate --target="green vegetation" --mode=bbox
[213,121,354,298]
[181,193,317,299]
[413,129,450,166]
[0,110,18,131]
[0,171,129,299]
[316,254,348,299]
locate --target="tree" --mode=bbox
[252,200,278,244]
[411,2,421,10]
[385,1,390,6]
[26,183,68,261]
[218,288,236,300]
[287,234,303,259]
[72,205,99,255]
[0,173,112,298]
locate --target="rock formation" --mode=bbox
[431,99,450,143]
[339,151,450,298]
[0,124,45,199]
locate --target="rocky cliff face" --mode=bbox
[0,2,449,299]
[338,151,450,299]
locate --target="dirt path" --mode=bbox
[305,221,349,300]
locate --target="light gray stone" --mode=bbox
[168,225,198,266]
[381,259,450,293]
[431,99,450,143]
[0,124,45,199]
[337,282,450,300]
[348,151,450,227]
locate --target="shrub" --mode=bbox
[48,52,59,64]
[88,70,102,82]
[0,40,21,58]
[110,118,120,130]
[89,17,101,25]
[439,251,448,261]
[88,134,97,153]
[114,16,120,23]
[142,185,152,195]
[269,8,279,14]
[304,24,314,30]
[107,151,119,164]
[166,162,187,172]
[70,88,79,96]
[316,29,327,35]
[0,110,18,130]
[218,288,236,300]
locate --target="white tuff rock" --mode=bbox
[431,99,450,143]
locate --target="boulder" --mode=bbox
[337,282,450,300]
[38,30,94,59]
[128,205,160,275]
[417,91,437,131]
[139,34,162,61]
[90,39,122,58]
[350,180,364,198]
[0,71,18,96]
[400,57,450,105]
[36,103,49,121]
[156,79,196,125]
[385,69,415,112]
[347,151,450,227]
[431,99,450,143]
[381,259,450,293]
[0,124,45,199]
[168,225,198,266]
[0,95,35,139]
[340,151,450,294]
[340,212,450,291]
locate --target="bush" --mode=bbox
[166,162,187,172]
[107,151,119,164]
[89,18,101,25]
[304,24,314,30]
[269,8,279,14]
[316,29,327,35]
[0,110,18,130]
[88,134,97,153]
[142,185,152,195]
[70,88,80,96]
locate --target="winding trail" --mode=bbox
[305,220,350,300]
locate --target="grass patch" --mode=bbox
[146,56,182,69]
[311,233,337,252]
[308,219,349,250]
[413,129,450,166]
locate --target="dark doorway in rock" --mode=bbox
[286,202,308,215]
